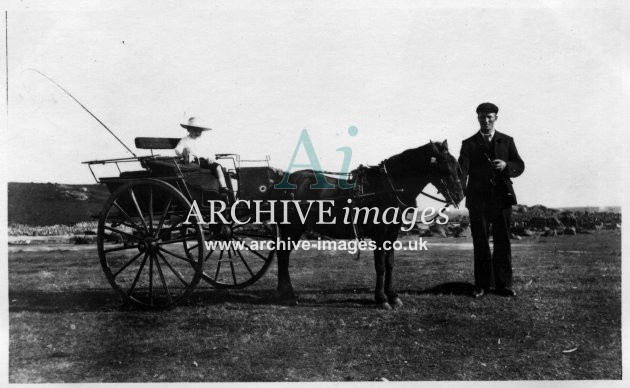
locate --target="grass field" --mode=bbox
[8,231,621,382]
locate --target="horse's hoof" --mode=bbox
[389,297,403,309]
[378,302,393,310]
[275,291,298,306]
[281,297,299,307]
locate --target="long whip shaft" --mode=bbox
[29,68,136,157]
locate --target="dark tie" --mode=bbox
[483,134,492,146]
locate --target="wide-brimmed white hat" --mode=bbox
[180,116,212,131]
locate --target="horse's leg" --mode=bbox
[276,248,297,304]
[275,226,303,305]
[373,243,391,310]
[384,248,403,308]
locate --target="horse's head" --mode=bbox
[383,140,464,207]
[426,140,464,207]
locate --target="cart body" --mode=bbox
[85,137,280,309]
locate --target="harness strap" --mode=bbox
[311,170,353,176]
[380,162,452,224]
[381,162,452,205]
[418,190,451,204]
[310,165,452,205]
[380,163,415,208]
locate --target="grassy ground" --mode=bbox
[8,231,621,382]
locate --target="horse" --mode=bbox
[269,140,464,309]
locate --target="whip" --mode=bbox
[27,68,137,157]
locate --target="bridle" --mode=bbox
[381,159,460,210]
[432,177,460,209]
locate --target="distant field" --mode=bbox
[8,231,621,382]
[8,222,98,237]
[8,182,108,225]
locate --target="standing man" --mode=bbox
[459,103,525,298]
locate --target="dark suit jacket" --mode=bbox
[458,130,525,209]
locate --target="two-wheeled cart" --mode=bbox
[84,137,279,309]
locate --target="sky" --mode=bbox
[3,0,629,208]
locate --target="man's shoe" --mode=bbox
[495,288,517,297]
[472,287,486,298]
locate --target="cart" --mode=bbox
[84,137,280,309]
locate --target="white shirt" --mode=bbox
[174,135,216,163]
[479,129,495,142]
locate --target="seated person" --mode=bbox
[175,116,229,193]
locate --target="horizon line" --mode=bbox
[5,181,622,210]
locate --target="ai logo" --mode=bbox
[274,126,358,189]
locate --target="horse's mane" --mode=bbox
[381,142,433,176]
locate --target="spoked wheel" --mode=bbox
[97,179,204,309]
[188,219,278,288]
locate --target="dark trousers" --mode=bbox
[469,203,513,290]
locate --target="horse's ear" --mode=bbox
[442,140,448,151]
[430,140,439,154]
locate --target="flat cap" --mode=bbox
[476,102,499,114]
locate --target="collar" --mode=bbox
[478,129,496,140]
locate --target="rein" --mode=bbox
[380,160,454,224]
[312,170,352,176]
[308,162,454,207]
[419,189,453,204]
[380,161,453,206]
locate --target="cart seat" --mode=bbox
[135,137,181,150]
